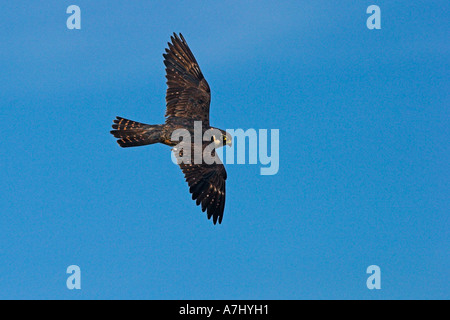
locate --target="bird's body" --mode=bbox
[111,33,231,224]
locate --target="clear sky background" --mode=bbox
[0,1,448,299]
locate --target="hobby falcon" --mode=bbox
[111,33,231,224]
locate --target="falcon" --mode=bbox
[110,33,232,224]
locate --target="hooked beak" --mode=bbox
[226,135,233,147]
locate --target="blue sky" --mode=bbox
[0,0,448,299]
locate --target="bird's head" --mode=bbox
[211,129,232,148]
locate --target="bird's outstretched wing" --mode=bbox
[163,33,211,126]
[173,144,227,224]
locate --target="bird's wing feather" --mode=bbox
[174,143,227,224]
[163,33,211,126]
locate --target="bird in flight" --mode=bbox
[111,33,231,224]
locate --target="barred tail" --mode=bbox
[110,116,163,148]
